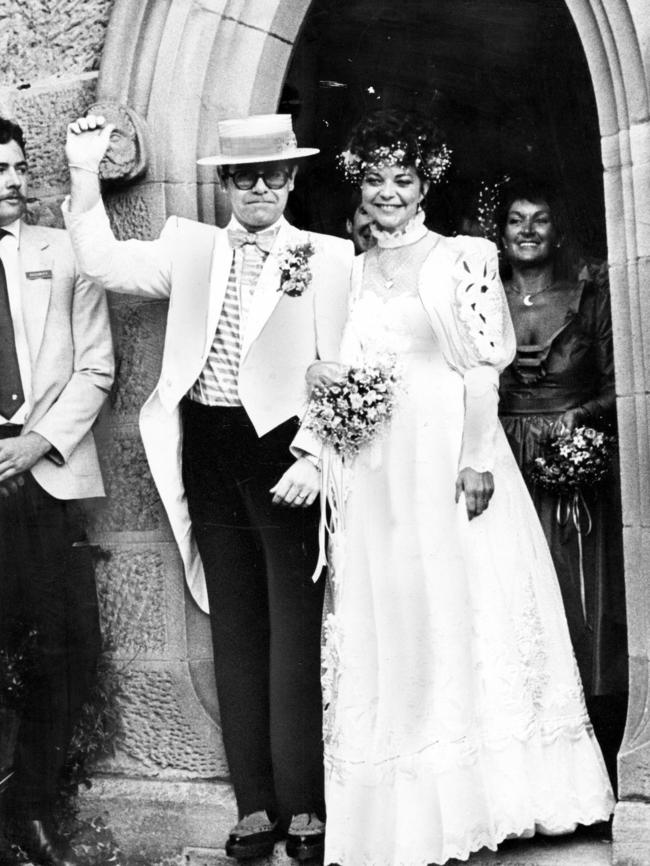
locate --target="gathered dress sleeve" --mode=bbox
[419,235,516,472]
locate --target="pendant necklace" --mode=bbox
[376,248,413,294]
[508,282,554,306]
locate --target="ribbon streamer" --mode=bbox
[555,488,593,628]
[312,447,346,583]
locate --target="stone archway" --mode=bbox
[561,4,650,862]
[90,1,650,861]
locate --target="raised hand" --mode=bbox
[66,114,115,173]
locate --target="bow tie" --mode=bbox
[227,227,277,253]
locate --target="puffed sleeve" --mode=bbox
[419,236,516,472]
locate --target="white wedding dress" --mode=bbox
[322,221,615,866]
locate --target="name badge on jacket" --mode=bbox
[26,270,53,280]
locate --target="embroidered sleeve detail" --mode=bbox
[454,254,509,364]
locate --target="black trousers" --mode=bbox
[0,427,100,819]
[182,400,324,825]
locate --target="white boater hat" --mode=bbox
[197,114,319,166]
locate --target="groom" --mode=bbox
[63,113,352,861]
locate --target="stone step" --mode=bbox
[183,835,612,866]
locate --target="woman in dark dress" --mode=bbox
[497,179,627,783]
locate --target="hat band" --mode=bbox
[219,130,298,159]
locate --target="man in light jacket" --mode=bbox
[0,116,113,866]
[63,112,353,862]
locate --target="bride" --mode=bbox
[307,110,614,866]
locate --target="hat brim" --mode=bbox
[197,147,320,166]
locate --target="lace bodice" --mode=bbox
[342,234,441,363]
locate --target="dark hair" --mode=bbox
[0,117,26,155]
[496,177,579,281]
[344,109,447,185]
[346,187,363,219]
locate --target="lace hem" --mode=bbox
[325,809,614,866]
[325,725,614,865]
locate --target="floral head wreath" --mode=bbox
[337,137,452,186]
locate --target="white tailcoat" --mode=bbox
[63,202,353,611]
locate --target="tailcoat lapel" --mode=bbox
[240,220,301,361]
[203,228,233,359]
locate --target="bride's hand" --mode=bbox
[306,361,347,393]
[455,467,494,521]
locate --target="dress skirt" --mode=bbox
[322,299,615,866]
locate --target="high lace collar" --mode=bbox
[371,210,428,249]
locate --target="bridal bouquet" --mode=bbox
[529,426,615,495]
[307,361,399,457]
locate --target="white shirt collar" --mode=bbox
[0,218,21,244]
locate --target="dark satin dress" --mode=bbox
[499,268,627,699]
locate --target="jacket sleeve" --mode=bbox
[420,236,516,473]
[30,264,114,462]
[62,196,174,299]
[291,235,354,461]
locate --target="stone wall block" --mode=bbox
[115,666,227,777]
[600,1,649,126]
[148,3,222,187]
[250,37,294,114]
[621,526,643,659]
[634,256,650,389]
[105,181,168,241]
[0,0,113,85]
[163,183,202,222]
[616,395,640,527]
[619,652,650,799]
[108,297,167,418]
[565,0,619,137]
[6,76,99,194]
[96,547,168,655]
[639,394,650,528]
[95,0,153,110]
[630,121,650,257]
[95,429,164,533]
[609,263,634,397]
[614,800,650,866]
[261,0,311,43]
[78,778,236,858]
[601,135,626,264]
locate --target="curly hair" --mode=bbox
[0,116,26,154]
[341,109,450,185]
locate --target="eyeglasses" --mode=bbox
[226,168,291,190]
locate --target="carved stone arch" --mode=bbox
[96,0,309,223]
[561,4,650,863]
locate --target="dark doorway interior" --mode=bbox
[284,0,604,260]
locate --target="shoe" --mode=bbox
[225,811,281,860]
[6,819,80,866]
[285,813,325,861]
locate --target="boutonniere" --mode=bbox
[277,240,315,297]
